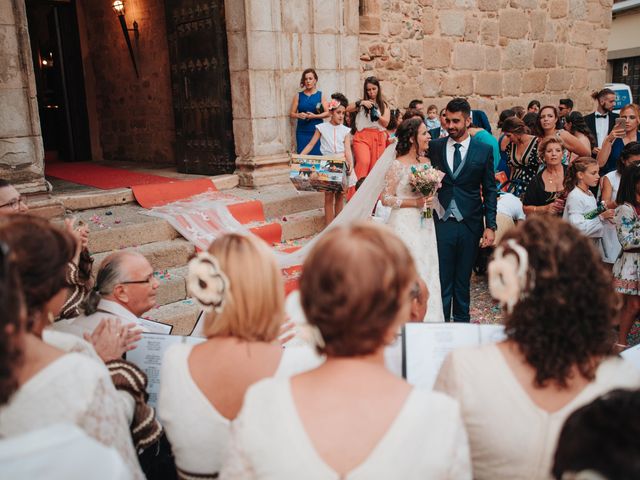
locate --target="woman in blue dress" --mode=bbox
[596,104,640,176]
[290,68,329,155]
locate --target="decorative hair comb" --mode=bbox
[187,252,230,314]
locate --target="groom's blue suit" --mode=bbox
[429,135,497,322]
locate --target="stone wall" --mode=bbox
[359,0,613,122]
[0,0,45,191]
[227,0,361,187]
[79,0,175,164]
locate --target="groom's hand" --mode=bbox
[480,228,495,248]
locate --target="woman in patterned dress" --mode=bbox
[613,163,640,350]
[502,117,539,199]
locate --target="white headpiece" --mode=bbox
[186,252,230,314]
[488,239,534,314]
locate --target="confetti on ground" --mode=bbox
[471,273,640,347]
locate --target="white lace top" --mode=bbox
[381,160,422,209]
[0,353,143,479]
[159,343,323,477]
[220,378,472,479]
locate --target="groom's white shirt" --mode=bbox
[445,135,471,172]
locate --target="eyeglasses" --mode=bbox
[0,195,26,210]
[119,274,155,286]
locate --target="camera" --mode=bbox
[369,106,380,122]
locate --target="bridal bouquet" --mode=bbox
[409,164,445,223]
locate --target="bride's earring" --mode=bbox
[47,311,55,324]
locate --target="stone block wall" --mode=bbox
[79,0,175,164]
[359,0,613,123]
[0,0,45,191]
[227,0,361,187]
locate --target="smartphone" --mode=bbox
[615,117,627,130]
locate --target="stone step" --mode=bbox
[51,174,240,211]
[89,208,325,274]
[75,188,324,254]
[144,299,200,336]
[154,265,188,307]
[90,239,196,276]
[83,203,324,255]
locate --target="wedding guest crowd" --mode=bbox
[2,67,640,480]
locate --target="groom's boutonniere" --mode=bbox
[409,164,445,226]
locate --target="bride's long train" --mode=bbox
[145,143,399,269]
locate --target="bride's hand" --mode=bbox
[422,196,434,208]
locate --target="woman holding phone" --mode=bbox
[597,104,640,175]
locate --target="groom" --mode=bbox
[429,98,497,322]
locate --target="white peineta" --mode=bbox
[488,239,534,314]
[187,252,230,314]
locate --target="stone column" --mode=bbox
[226,0,360,188]
[0,0,46,192]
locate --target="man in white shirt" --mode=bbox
[53,251,170,337]
[584,88,619,155]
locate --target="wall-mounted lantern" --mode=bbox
[112,0,139,78]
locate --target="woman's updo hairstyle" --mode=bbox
[0,215,75,327]
[500,216,615,387]
[501,116,530,135]
[395,118,424,156]
[300,222,417,357]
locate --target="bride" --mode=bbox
[381,118,444,322]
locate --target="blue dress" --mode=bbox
[602,133,640,175]
[296,91,323,155]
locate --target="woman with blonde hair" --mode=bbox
[158,233,321,479]
[522,136,566,216]
[222,223,471,479]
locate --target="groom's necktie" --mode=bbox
[453,143,462,173]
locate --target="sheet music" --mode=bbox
[404,323,505,389]
[126,333,205,407]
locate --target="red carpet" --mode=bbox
[132,179,217,208]
[45,162,175,189]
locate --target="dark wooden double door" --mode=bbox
[165,0,236,175]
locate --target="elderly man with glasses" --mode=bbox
[52,250,168,338]
[0,179,29,215]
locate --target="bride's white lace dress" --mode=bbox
[382,159,444,322]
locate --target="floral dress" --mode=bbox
[613,203,640,295]
[505,137,539,199]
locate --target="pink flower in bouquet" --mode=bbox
[409,164,445,220]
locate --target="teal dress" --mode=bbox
[296,91,323,155]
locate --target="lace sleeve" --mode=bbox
[381,161,404,208]
[219,421,256,479]
[78,374,145,480]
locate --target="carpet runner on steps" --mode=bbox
[45,162,176,189]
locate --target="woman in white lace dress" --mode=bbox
[0,216,143,479]
[221,223,470,479]
[382,118,444,322]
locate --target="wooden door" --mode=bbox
[165,0,236,175]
